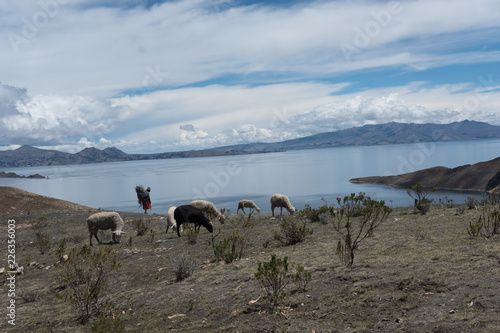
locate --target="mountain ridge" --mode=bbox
[2,120,500,168]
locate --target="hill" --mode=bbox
[0,186,95,214]
[350,156,500,192]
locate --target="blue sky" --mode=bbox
[1,0,500,153]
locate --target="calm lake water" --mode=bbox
[2,140,500,214]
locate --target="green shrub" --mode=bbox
[172,253,196,281]
[213,230,246,263]
[131,219,149,236]
[255,254,290,308]
[274,219,313,245]
[55,238,68,260]
[185,228,199,245]
[90,315,126,333]
[291,264,312,292]
[333,193,391,268]
[407,183,436,215]
[31,218,51,255]
[467,217,483,239]
[58,245,120,323]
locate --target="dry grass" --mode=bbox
[1,189,499,332]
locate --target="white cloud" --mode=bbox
[0,83,123,146]
[1,0,500,152]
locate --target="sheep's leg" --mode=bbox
[280,207,283,215]
[176,223,182,237]
[271,207,275,217]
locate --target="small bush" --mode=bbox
[172,253,196,281]
[291,264,312,292]
[131,219,149,236]
[255,254,291,308]
[213,230,246,263]
[467,218,483,239]
[465,196,479,210]
[299,204,334,223]
[31,218,51,255]
[274,219,313,245]
[56,238,68,260]
[185,228,199,245]
[90,315,126,333]
[58,245,120,323]
[407,183,436,215]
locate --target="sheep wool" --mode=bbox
[270,193,296,217]
[237,199,261,214]
[87,211,125,246]
[189,200,225,224]
[166,206,183,233]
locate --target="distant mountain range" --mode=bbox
[210,120,500,152]
[1,120,500,168]
[350,156,500,193]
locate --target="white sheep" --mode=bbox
[165,206,183,234]
[270,193,296,217]
[237,199,261,214]
[87,211,125,246]
[189,200,225,224]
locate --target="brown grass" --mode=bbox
[1,188,499,332]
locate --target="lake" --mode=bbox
[2,139,500,214]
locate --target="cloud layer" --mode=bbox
[1,0,499,152]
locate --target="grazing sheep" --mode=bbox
[174,205,214,237]
[166,206,183,234]
[87,211,125,246]
[237,199,261,214]
[270,193,296,217]
[189,200,225,224]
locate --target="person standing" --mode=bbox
[136,186,152,214]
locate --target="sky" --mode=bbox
[1,0,500,153]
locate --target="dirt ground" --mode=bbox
[1,186,499,332]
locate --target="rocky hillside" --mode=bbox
[350,156,500,192]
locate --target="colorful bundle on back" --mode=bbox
[135,185,145,204]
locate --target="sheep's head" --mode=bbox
[289,207,296,215]
[218,214,225,224]
[112,230,126,243]
[206,222,214,233]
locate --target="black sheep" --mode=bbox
[173,205,214,237]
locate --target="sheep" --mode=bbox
[87,211,125,246]
[174,205,214,237]
[189,200,225,225]
[165,206,183,234]
[270,193,296,217]
[237,199,261,214]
